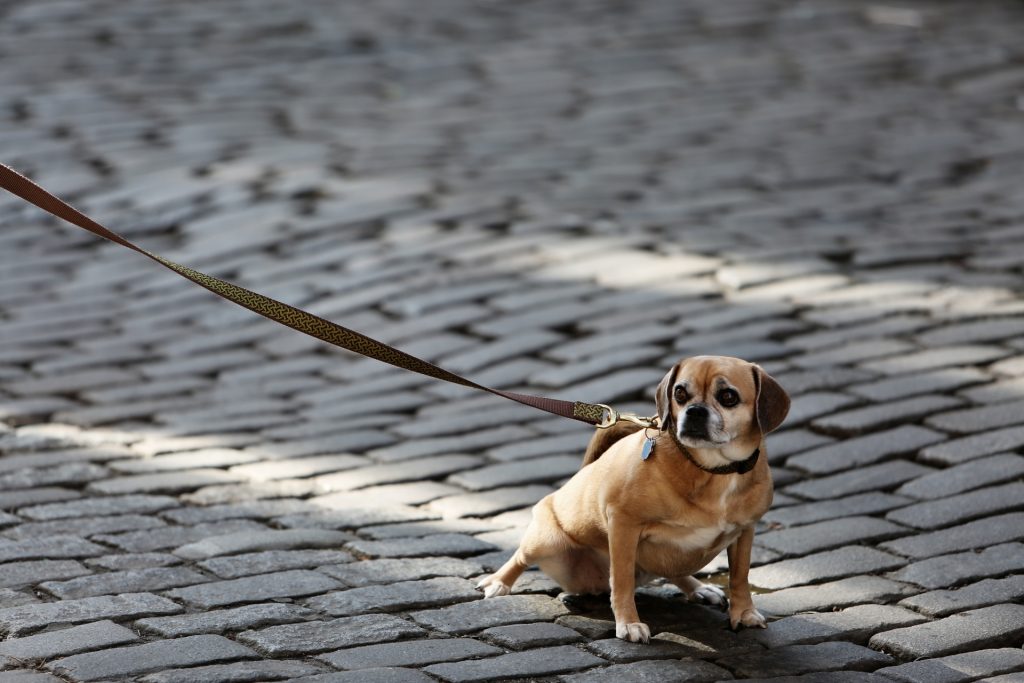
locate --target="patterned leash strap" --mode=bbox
[0,162,616,426]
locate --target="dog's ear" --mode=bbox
[655,362,680,429]
[752,365,790,434]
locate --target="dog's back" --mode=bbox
[581,422,643,468]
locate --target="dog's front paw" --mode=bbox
[475,575,511,598]
[729,606,767,630]
[688,583,727,607]
[615,621,651,643]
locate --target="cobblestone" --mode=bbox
[898,575,1024,617]
[47,634,257,681]
[411,594,570,634]
[756,576,919,617]
[423,644,606,682]
[874,648,1024,683]
[238,614,424,656]
[747,604,926,648]
[0,620,139,664]
[889,543,1024,589]
[40,566,209,599]
[318,638,501,670]
[869,604,1024,659]
[0,593,183,637]
[165,569,342,609]
[727,641,893,678]
[136,603,314,637]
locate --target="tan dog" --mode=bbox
[477,355,790,642]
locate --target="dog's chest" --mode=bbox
[642,519,740,553]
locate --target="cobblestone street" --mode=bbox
[3,0,1024,680]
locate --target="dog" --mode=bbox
[477,355,790,642]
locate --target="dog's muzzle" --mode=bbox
[680,404,710,439]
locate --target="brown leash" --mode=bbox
[0,163,655,429]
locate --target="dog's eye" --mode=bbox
[717,389,740,407]
[674,385,688,402]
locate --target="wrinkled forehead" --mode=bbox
[675,356,756,393]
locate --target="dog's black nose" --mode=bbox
[685,404,709,421]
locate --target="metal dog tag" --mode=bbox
[641,437,655,461]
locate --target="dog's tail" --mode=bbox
[580,421,643,468]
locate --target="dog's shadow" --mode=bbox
[557,581,733,632]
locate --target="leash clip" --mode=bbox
[595,404,658,429]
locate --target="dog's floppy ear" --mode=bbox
[655,362,680,429]
[752,365,790,434]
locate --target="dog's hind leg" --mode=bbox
[673,575,726,607]
[477,496,570,598]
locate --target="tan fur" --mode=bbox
[478,356,790,641]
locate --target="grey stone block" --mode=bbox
[292,669,434,683]
[0,536,106,563]
[757,576,919,617]
[895,453,1024,500]
[136,603,314,637]
[238,614,424,655]
[109,448,264,474]
[306,577,481,616]
[47,634,257,681]
[810,396,962,435]
[919,425,1024,465]
[783,392,861,427]
[879,512,1024,559]
[786,425,945,474]
[858,345,1009,375]
[757,516,908,557]
[198,549,354,579]
[784,460,936,500]
[885,481,1024,529]
[449,455,581,491]
[898,574,1024,617]
[481,622,585,649]
[96,520,269,553]
[727,641,892,678]
[869,604,1024,658]
[87,469,246,495]
[165,569,341,608]
[427,485,554,518]
[346,533,496,559]
[5,513,167,540]
[410,594,570,634]
[319,557,484,587]
[848,368,989,402]
[314,455,483,493]
[318,637,502,670]
[86,553,181,571]
[138,659,323,683]
[423,644,605,682]
[275,505,434,530]
[41,566,208,600]
[925,398,1024,434]
[889,543,1024,589]
[173,529,352,560]
[0,620,138,662]
[0,560,91,589]
[0,592,183,637]
[558,658,734,682]
[750,546,906,590]
[764,492,912,528]
[18,495,178,520]
[584,637,707,663]
[747,604,926,648]
[875,648,1024,683]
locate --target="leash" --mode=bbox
[0,163,655,430]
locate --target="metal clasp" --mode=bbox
[595,404,658,429]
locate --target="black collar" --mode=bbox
[681,446,760,475]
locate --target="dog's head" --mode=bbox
[655,356,790,456]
